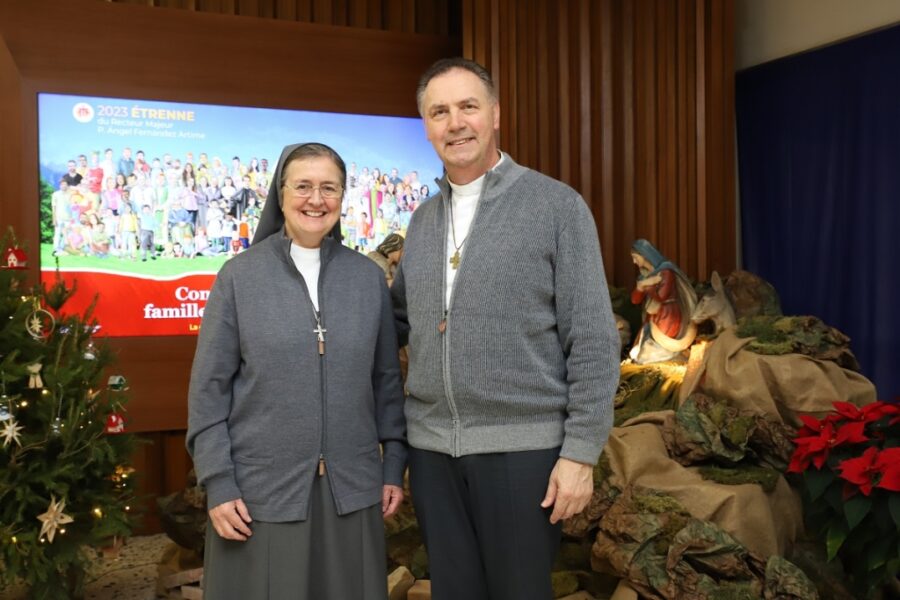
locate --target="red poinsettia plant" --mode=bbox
[787,400,900,598]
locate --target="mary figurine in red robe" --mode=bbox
[629,239,698,363]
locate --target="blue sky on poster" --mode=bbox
[38,93,443,184]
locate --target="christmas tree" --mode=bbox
[0,229,136,599]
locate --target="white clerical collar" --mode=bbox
[448,152,504,196]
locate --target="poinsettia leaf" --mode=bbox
[872,498,897,531]
[843,495,872,531]
[826,520,849,561]
[824,484,844,513]
[804,504,833,533]
[865,536,892,570]
[832,401,861,420]
[798,414,823,431]
[804,467,834,501]
[890,493,900,529]
[842,527,872,556]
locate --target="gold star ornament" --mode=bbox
[1,417,23,448]
[37,495,74,543]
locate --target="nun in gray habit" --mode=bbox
[187,142,407,599]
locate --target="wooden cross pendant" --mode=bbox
[449,250,461,270]
[314,324,327,355]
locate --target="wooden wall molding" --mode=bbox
[104,0,459,36]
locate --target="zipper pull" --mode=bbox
[318,455,325,476]
[438,310,447,334]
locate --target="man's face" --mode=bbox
[123,148,131,159]
[421,69,500,184]
[67,161,77,174]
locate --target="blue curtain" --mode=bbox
[736,24,900,400]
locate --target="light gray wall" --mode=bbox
[737,0,900,69]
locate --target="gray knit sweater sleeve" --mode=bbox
[185,261,242,510]
[373,276,408,486]
[555,195,619,464]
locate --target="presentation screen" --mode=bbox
[38,93,441,336]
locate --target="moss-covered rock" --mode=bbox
[724,270,782,319]
[697,464,781,492]
[735,315,860,370]
[551,570,580,598]
[593,486,818,600]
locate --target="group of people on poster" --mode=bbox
[48,147,423,261]
[341,163,428,252]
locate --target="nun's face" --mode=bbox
[281,156,343,248]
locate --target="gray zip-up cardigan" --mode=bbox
[392,153,619,465]
[187,233,406,522]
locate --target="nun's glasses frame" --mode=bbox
[283,182,344,200]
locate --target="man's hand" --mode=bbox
[382,484,404,518]
[540,457,594,524]
[209,498,253,541]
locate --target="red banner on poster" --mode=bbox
[42,271,216,336]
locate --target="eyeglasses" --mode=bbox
[283,182,343,200]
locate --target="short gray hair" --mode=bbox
[416,58,497,116]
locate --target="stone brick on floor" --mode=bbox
[558,592,597,600]
[407,579,431,600]
[388,566,415,600]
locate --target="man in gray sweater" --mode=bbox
[392,58,620,600]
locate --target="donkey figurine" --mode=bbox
[691,271,736,334]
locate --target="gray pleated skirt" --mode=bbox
[203,474,388,599]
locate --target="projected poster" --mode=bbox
[38,93,442,336]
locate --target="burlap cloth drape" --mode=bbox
[601,328,876,562]
[680,329,875,425]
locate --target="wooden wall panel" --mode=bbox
[461,0,736,285]
[102,0,461,36]
[131,431,192,535]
